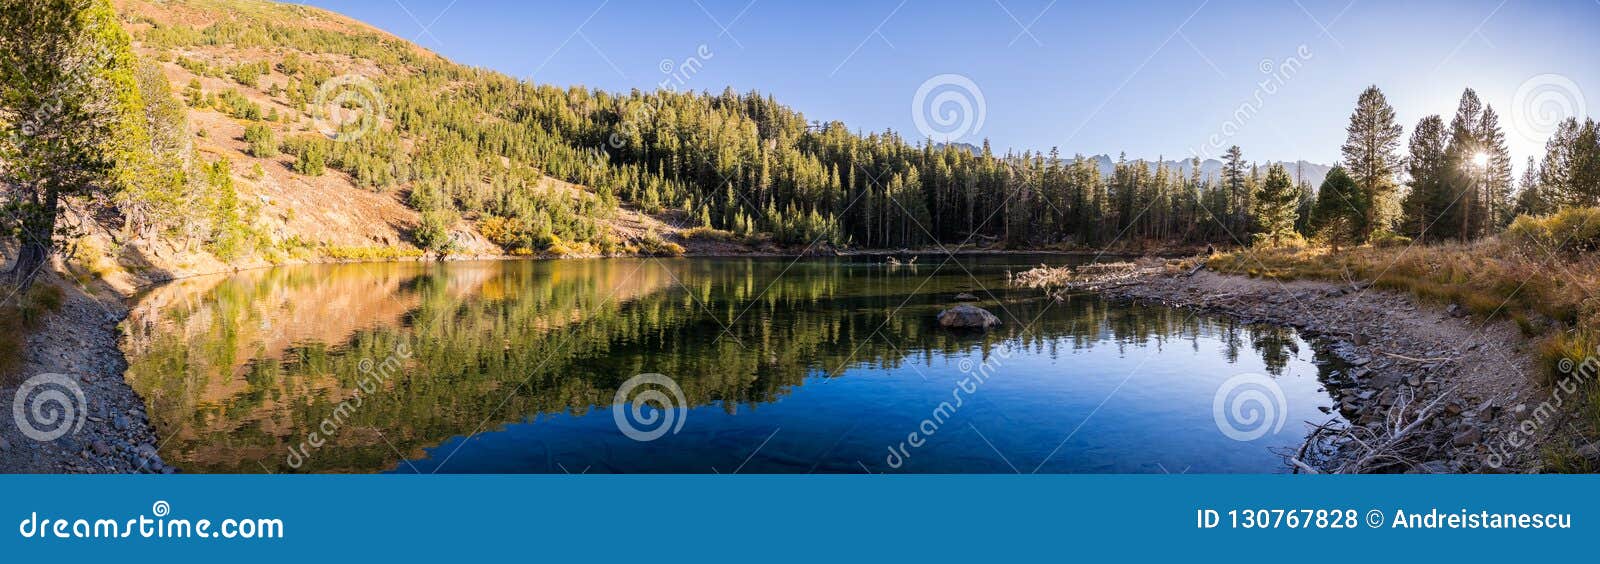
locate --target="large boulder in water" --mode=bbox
[938,305,1001,330]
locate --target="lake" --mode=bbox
[121,255,1344,473]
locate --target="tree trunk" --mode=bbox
[8,237,48,292]
[8,189,60,292]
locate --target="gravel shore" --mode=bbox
[0,278,174,474]
[1099,267,1547,473]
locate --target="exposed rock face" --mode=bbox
[938,305,1001,330]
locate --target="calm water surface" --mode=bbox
[122,256,1344,473]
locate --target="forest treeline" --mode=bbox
[4,0,1599,288]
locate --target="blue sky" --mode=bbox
[300,0,1599,168]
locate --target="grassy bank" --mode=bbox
[0,283,65,385]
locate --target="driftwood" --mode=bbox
[1012,262,1140,291]
[1287,387,1457,474]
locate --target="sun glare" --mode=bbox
[1472,151,1490,168]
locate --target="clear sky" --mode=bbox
[298,0,1598,169]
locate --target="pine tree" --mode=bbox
[1513,157,1552,218]
[1339,85,1404,241]
[1220,145,1247,234]
[1312,166,1366,250]
[1251,163,1299,246]
[0,0,145,289]
[1478,106,1514,230]
[1442,88,1485,239]
[1401,115,1448,241]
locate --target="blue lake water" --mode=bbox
[123,255,1342,473]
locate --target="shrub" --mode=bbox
[320,245,425,261]
[290,143,326,176]
[243,123,277,157]
[636,229,685,257]
[1507,207,1600,255]
[1368,231,1412,248]
[227,61,270,88]
[413,210,457,253]
[682,226,735,241]
[0,283,66,381]
[216,88,262,120]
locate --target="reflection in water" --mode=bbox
[122,256,1341,473]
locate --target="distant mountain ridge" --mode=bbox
[935,143,1333,187]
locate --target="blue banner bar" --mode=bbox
[0,475,1590,561]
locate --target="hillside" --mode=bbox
[87,0,748,287]
[67,0,1322,292]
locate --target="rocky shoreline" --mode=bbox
[0,277,175,474]
[1098,266,1547,473]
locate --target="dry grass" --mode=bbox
[0,283,65,384]
[1210,238,1599,382]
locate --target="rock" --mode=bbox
[954,292,979,302]
[0,436,9,452]
[1369,372,1402,389]
[1451,427,1482,446]
[937,305,1002,330]
[91,441,111,456]
[1408,460,1453,474]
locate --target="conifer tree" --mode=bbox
[1401,115,1448,241]
[1251,163,1299,246]
[1339,85,1403,241]
[0,0,145,288]
[1312,166,1366,250]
